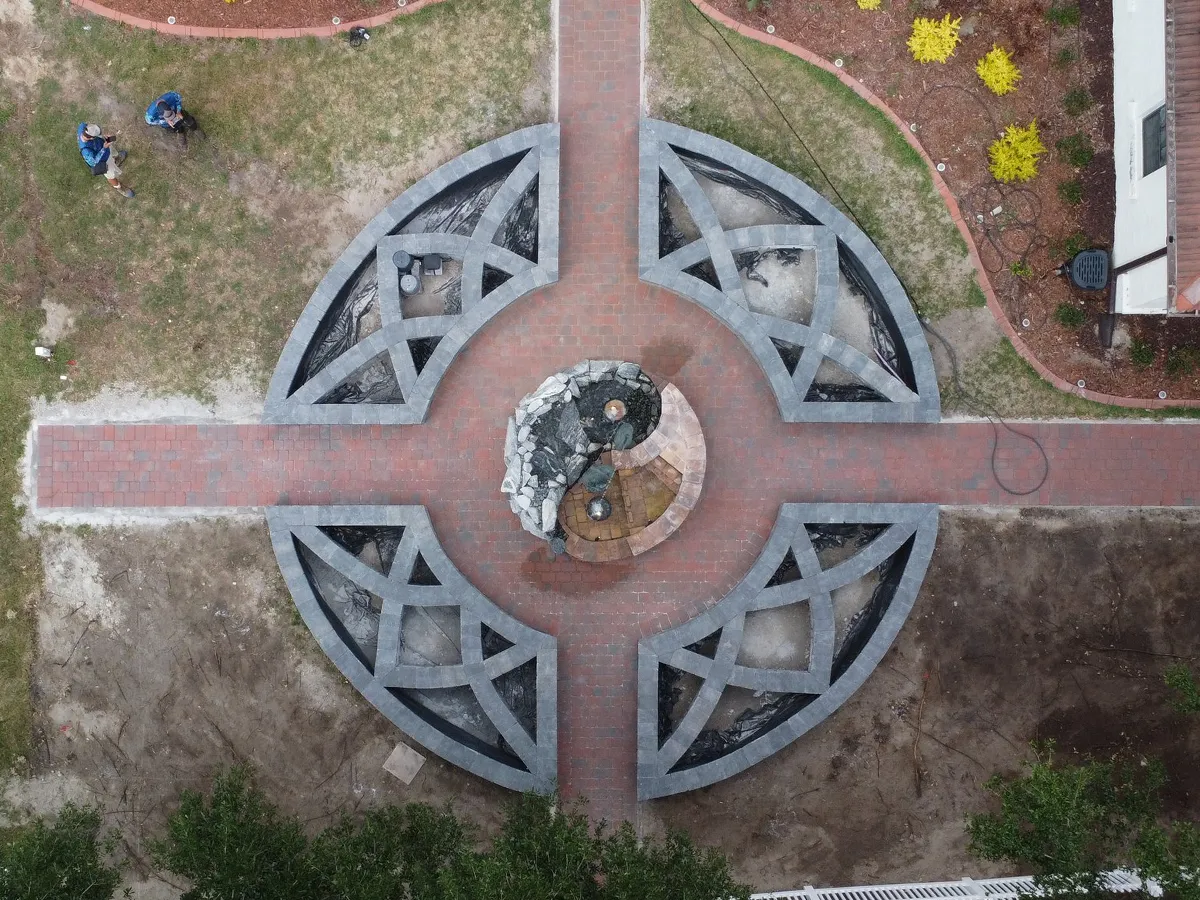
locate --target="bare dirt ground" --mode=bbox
[650,507,1200,891]
[6,511,1199,894]
[7,520,508,897]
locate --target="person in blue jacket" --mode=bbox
[145,91,201,148]
[77,123,133,199]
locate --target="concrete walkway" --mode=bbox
[32,0,1200,825]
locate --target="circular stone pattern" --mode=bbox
[559,383,706,562]
[262,122,944,804]
[500,360,662,545]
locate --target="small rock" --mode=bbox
[541,498,556,532]
[504,417,517,458]
[617,362,641,378]
[500,475,517,493]
[518,425,531,442]
[516,495,532,510]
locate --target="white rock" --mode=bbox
[556,473,567,484]
[516,495,532,510]
[541,498,556,532]
[501,475,517,494]
[517,425,531,442]
[504,417,517,459]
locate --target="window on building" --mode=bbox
[1143,105,1167,176]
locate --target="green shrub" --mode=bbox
[1130,338,1155,368]
[0,805,121,900]
[1063,87,1094,116]
[1009,260,1034,277]
[1045,2,1081,26]
[988,121,1046,183]
[1057,179,1083,204]
[1165,346,1200,378]
[968,741,1200,900]
[1056,132,1095,167]
[151,766,310,900]
[1053,47,1078,68]
[1055,302,1085,328]
[1165,663,1200,714]
[153,767,752,900]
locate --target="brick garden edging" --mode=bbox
[68,0,448,40]
[689,0,1200,412]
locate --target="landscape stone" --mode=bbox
[382,742,426,784]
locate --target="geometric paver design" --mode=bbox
[263,124,560,426]
[638,503,938,798]
[267,505,558,792]
[639,120,941,424]
[31,0,1200,825]
[252,102,946,800]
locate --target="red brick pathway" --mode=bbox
[32,0,1200,826]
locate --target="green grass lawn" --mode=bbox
[0,0,549,772]
[951,342,1200,420]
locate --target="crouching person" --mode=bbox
[77,123,133,199]
[145,91,202,148]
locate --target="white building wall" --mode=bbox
[1111,0,1169,313]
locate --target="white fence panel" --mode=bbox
[751,870,1160,900]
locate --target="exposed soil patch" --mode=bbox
[707,0,1200,400]
[647,508,1200,890]
[10,521,508,881]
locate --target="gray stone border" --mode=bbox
[264,124,560,425]
[637,503,938,799]
[639,119,940,424]
[266,505,557,792]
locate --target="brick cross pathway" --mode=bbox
[33,0,1200,825]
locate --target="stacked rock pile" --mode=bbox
[501,360,661,541]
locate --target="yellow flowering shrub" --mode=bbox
[857,0,882,10]
[976,46,1022,96]
[988,122,1046,183]
[907,15,961,63]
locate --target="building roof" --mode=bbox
[1171,0,1200,311]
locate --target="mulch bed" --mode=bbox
[710,0,1200,401]
[80,0,406,30]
